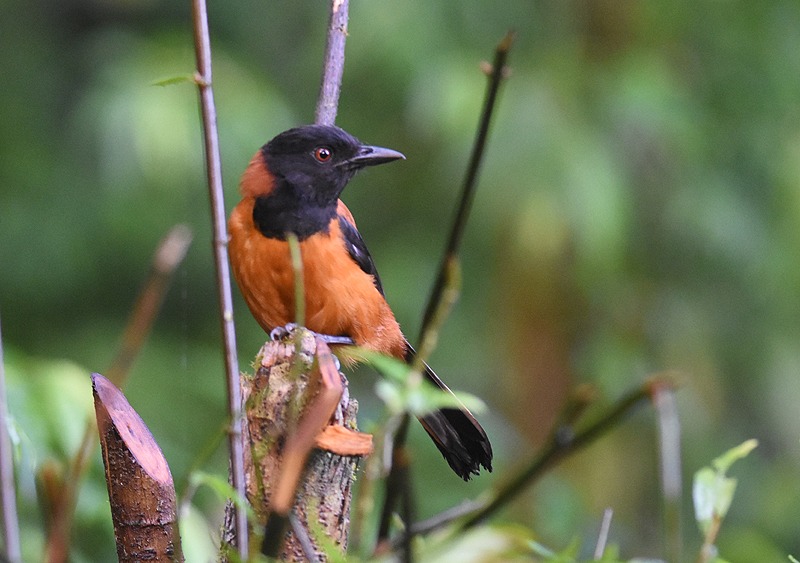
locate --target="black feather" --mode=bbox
[338,214,384,295]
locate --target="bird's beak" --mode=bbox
[344,145,405,168]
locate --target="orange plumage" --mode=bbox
[229,197,405,359]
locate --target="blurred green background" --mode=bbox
[2,0,800,560]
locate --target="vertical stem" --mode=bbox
[419,30,514,338]
[0,316,21,563]
[191,0,248,557]
[315,0,350,126]
[378,33,513,551]
[653,381,682,562]
[287,234,306,329]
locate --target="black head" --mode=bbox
[253,125,404,240]
[262,125,404,208]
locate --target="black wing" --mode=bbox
[338,214,385,296]
[339,214,493,479]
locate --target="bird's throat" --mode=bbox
[252,194,336,241]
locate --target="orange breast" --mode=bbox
[228,198,406,358]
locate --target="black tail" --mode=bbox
[406,342,493,480]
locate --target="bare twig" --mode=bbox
[413,257,462,373]
[406,500,483,537]
[45,226,192,563]
[408,377,665,538]
[419,29,515,336]
[0,315,21,563]
[376,258,460,553]
[376,416,410,556]
[458,378,655,531]
[697,516,723,563]
[191,0,248,557]
[397,461,415,563]
[593,508,613,559]
[289,512,320,563]
[107,225,193,387]
[653,377,682,562]
[378,32,514,552]
[315,0,350,126]
[287,234,306,330]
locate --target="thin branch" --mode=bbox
[418,30,515,337]
[457,378,655,531]
[315,0,350,126]
[350,411,389,556]
[107,225,193,387]
[45,226,192,563]
[409,377,665,537]
[287,234,306,330]
[405,500,483,537]
[653,377,682,562]
[413,257,462,373]
[376,416,410,553]
[191,0,248,555]
[0,315,21,563]
[593,508,613,559]
[378,32,514,552]
[376,257,460,551]
[289,512,320,563]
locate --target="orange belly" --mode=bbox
[228,198,405,358]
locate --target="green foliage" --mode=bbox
[3,0,800,559]
[4,349,114,562]
[346,347,485,416]
[693,439,758,536]
[693,439,758,562]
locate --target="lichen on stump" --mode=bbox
[222,329,370,561]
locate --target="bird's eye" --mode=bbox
[314,147,333,163]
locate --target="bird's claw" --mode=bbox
[269,323,298,342]
[271,324,355,349]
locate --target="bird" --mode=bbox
[228,124,492,480]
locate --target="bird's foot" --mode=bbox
[270,324,354,347]
[269,323,298,342]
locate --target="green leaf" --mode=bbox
[692,439,758,535]
[693,467,736,535]
[375,379,404,414]
[188,471,256,523]
[342,347,410,384]
[422,524,539,562]
[178,501,218,563]
[346,346,485,416]
[711,438,758,474]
